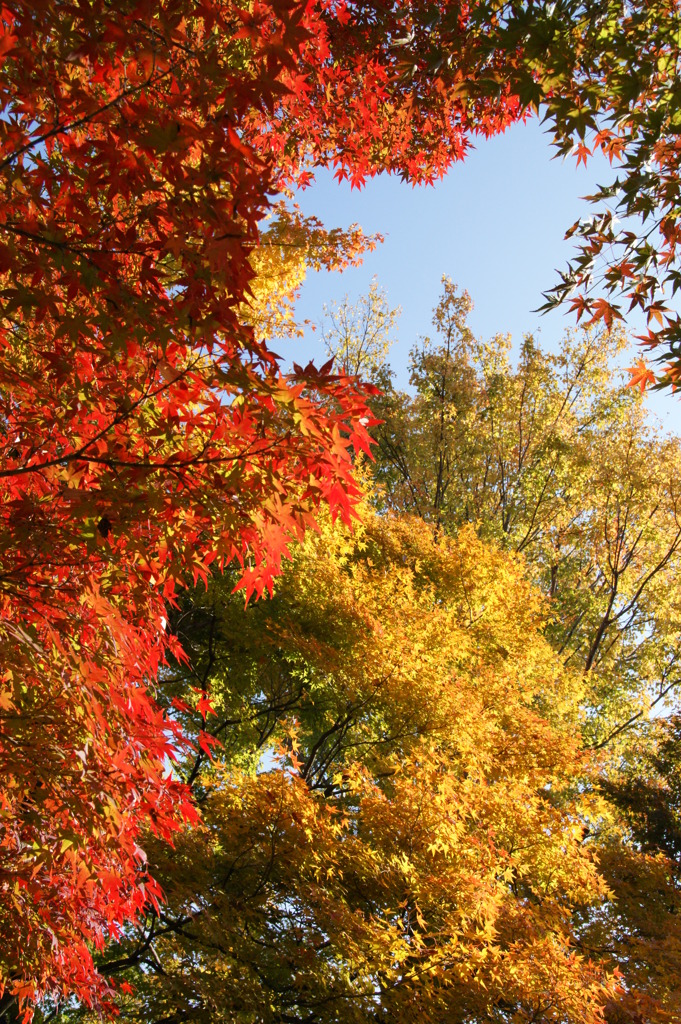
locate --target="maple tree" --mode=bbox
[79,360,681,1023]
[77,505,616,1024]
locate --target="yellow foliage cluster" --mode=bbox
[243,204,381,341]
[111,507,616,1024]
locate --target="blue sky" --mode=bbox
[286,116,681,432]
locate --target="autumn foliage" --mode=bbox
[0,0,530,1009]
[96,508,616,1024]
[4,0,681,1018]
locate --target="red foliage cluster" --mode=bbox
[247,1,525,187]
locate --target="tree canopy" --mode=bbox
[4,0,681,1015]
[84,506,615,1024]
[355,280,681,751]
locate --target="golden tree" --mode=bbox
[90,503,614,1024]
